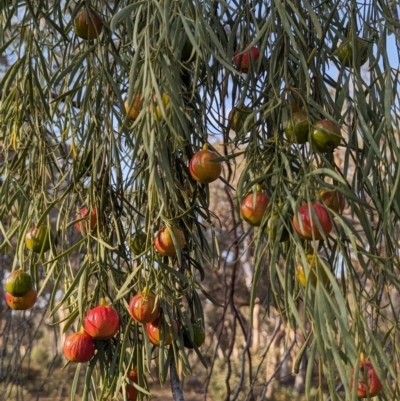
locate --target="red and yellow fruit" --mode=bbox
[311,119,342,153]
[228,107,255,134]
[146,316,178,346]
[233,46,260,73]
[320,189,346,214]
[295,252,329,287]
[189,144,222,184]
[240,187,270,226]
[154,226,186,257]
[153,93,171,120]
[125,95,144,121]
[283,112,310,144]
[75,207,102,234]
[293,202,332,240]
[5,288,37,310]
[63,329,96,363]
[84,298,120,340]
[5,270,33,297]
[25,225,51,253]
[73,8,103,40]
[351,354,383,398]
[128,291,161,324]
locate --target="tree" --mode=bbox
[0,0,400,400]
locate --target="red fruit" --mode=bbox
[75,206,103,234]
[154,226,186,257]
[63,329,96,363]
[124,369,139,401]
[128,292,160,323]
[292,202,332,240]
[73,8,103,40]
[5,288,37,310]
[233,46,260,73]
[351,356,383,398]
[146,316,178,346]
[84,298,120,340]
[320,189,346,214]
[189,144,222,184]
[240,189,270,226]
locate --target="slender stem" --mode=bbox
[170,358,185,401]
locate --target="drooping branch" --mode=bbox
[170,358,185,401]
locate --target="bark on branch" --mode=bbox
[170,358,185,401]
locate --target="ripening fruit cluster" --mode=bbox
[63,298,119,363]
[14,6,375,400]
[238,186,346,287]
[61,290,205,401]
[128,291,205,349]
[128,292,176,347]
[284,112,342,153]
[227,46,347,263]
[62,293,205,365]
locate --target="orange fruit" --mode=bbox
[125,95,144,121]
[295,252,329,287]
[154,226,186,257]
[73,8,103,40]
[5,288,37,310]
[240,191,270,227]
[189,144,222,184]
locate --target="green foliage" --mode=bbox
[0,0,400,400]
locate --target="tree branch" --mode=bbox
[170,358,185,401]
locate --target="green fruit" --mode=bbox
[228,107,255,135]
[183,320,206,349]
[266,211,289,242]
[337,38,368,68]
[5,270,33,297]
[25,225,51,253]
[283,112,310,144]
[129,231,147,255]
[311,119,342,152]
